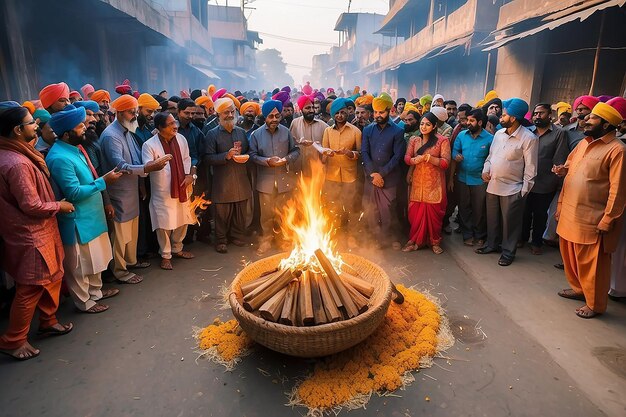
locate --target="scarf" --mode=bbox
[0,137,50,177]
[158,135,187,203]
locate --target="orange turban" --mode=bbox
[224,93,241,110]
[355,94,373,107]
[214,97,235,113]
[91,90,111,104]
[39,82,70,109]
[240,101,261,116]
[22,101,36,115]
[137,93,160,110]
[208,85,216,97]
[195,96,214,109]
[111,95,138,112]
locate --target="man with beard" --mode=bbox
[554,102,572,128]
[33,109,55,156]
[134,93,160,144]
[249,100,300,255]
[195,96,214,128]
[290,95,328,178]
[73,101,105,175]
[142,113,195,270]
[46,105,123,313]
[444,100,458,128]
[280,102,295,128]
[520,103,568,254]
[0,104,74,360]
[452,109,493,246]
[403,110,420,140]
[204,97,252,254]
[553,102,626,319]
[566,95,599,151]
[482,97,503,135]
[477,98,538,267]
[361,93,406,249]
[39,82,70,114]
[192,105,206,130]
[101,95,171,284]
[91,90,112,135]
[238,101,261,139]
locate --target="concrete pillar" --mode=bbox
[1,0,36,100]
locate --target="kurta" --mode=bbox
[249,124,300,194]
[290,116,328,177]
[322,122,362,183]
[0,150,63,285]
[142,133,195,231]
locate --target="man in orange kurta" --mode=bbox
[555,102,626,318]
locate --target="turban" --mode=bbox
[212,88,227,102]
[483,97,503,112]
[22,101,36,115]
[49,105,86,136]
[281,86,291,93]
[272,91,290,105]
[330,98,348,118]
[214,97,235,113]
[302,83,313,96]
[598,95,613,103]
[262,100,283,118]
[432,94,444,104]
[554,102,572,117]
[224,93,241,110]
[81,84,95,99]
[297,94,314,110]
[0,101,21,114]
[372,93,393,112]
[240,101,261,116]
[190,89,203,101]
[402,102,419,115]
[313,92,325,102]
[39,82,70,109]
[607,97,626,120]
[502,98,529,120]
[115,80,132,95]
[180,89,190,99]
[208,85,216,97]
[195,96,214,109]
[419,94,433,106]
[69,90,82,100]
[327,88,335,95]
[484,90,498,102]
[91,90,111,104]
[33,109,51,124]
[573,95,599,112]
[73,100,100,113]
[476,99,485,108]
[430,106,448,122]
[421,112,439,127]
[355,94,374,107]
[137,93,161,110]
[111,94,138,112]
[591,102,623,127]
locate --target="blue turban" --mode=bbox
[0,101,21,116]
[49,105,86,137]
[33,109,51,124]
[330,98,348,118]
[73,100,100,113]
[502,98,528,121]
[262,100,283,118]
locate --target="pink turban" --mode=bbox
[39,82,70,109]
[573,95,599,112]
[297,95,314,110]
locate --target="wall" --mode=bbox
[493,36,544,104]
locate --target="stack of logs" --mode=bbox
[240,249,375,326]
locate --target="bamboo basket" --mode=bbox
[229,253,393,357]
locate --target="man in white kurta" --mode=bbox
[142,113,196,270]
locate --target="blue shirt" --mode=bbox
[452,128,494,186]
[361,121,406,188]
[134,123,154,145]
[46,141,108,245]
[178,122,202,166]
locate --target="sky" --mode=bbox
[242,0,389,86]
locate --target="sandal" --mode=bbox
[172,251,194,259]
[575,305,599,319]
[402,242,417,252]
[100,288,120,300]
[116,274,143,284]
[160,259,173,270]
[0,342,40,361]
[432,245,444,255]
[37,322,73,337]
[558,289,585,301]
[215,244,228,254]
[84,303,109,314]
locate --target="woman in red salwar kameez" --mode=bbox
[403,111,451,254]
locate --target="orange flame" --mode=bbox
[278,159,342,272]
[189,192,211,225]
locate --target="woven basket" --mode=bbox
[229,253,393,357]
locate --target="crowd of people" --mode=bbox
[0,79,625,362]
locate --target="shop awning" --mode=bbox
[190,64,221,80]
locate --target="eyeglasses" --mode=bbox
[19,119,38,127]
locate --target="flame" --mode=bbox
[189,192,211,225]
[278,159,342,272]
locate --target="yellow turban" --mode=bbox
[372,93,393,112]
[402,102,419,115]
[195,96,214,110]
[476,99,485,108]
[137,93,160,110]
[591,102,623,127]
[484,90,498,102]
[91,90,111,104]
[240,101,261,116]
[208,85,216,97]
[214,97,235,113]
[554,102,572,117]
[224,93,241,110]
[355,94,374,107]
[22,101,36,115]
[111,95,138,112]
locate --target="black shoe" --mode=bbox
[554,263,564,270]
[475,246,498,254]
[498,256,514,266]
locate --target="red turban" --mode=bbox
[302,82,313,96]
[91,90,111,104]
[111,95,138,112]
[69,90,82,100]
[240,101,260,116]
[39,82,70,109]
[297,94,314,110]
[115,79,132,95]
[573,95,599,112]
[607,97,626,120]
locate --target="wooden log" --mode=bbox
[344,282,369,314]
[314,249,359,318]
[259,287,288,322]
[240,269,280,296]
[340,272,375,298]
[323,272,343,310]
[243,269,298,311]
[310,272,328,325]
[317,273,342,322]
[298,270,315,325]
[279,281,299,325]
[341,263,360,277]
